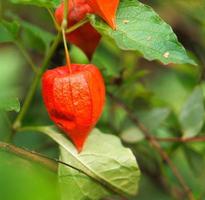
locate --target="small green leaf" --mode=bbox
[9,0,60,8]
[0,20,20,42]
[121,127,144,144]
[0,97,20,112]
[138,108,170,131]
[34,127,140,199]
[89,0,195,65]
[179,87,204,138]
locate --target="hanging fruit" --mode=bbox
[42,64,105,152]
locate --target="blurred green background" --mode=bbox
[1,0,205,199]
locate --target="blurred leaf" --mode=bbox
[147,69,193,113]
[136,176,172,200]
[184,146,204,175]
[0,20,20,42]
[20,20,54,51]
[89,0,195,65]
[9,0,60,8]
[179,87,204,138]
[0,97,20,112]
[33,126,140,199]
[121,126,144,144]
[171,148,205,197]
[70,45,89,64]
[138,108,170,131]
[8,14,55,51]
[0,149,59,200]
[93,42,121,78]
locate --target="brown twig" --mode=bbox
[108,93,195,200]
[155,136,205,143]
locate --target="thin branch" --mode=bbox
[46,7,61,31]
[62,27,72,71]
[0,141,57,171]
[155,136,205,143]
[12,32,62,130]
[108,92,195,200]
[65,18,89,33]
[15,41,38,74]
[0,141,97,176]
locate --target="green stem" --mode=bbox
[15,41,38,74]
[0,141,57,172]
[46,8,61,31]
[65,18,89,33]
[13,32,62,130]
[63,0,69,27]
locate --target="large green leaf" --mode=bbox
[31,126,140,199]
[0,20,20,42]
[89,0,195,65]
[9,0,60,8]
[179,87,204,138]
[0,97,20,112]
[59,146,110,200]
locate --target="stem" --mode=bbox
[63,0,69,22]
[155,136,205,143]
[13,32,62,130]
[65,18,89,33]
[62,0,72,72]
[0,141,57,171]
[62,28,72,71]
[47,8,61,31]
[108,93,195,200]
[0,141,94,174]
[15,41,38,74]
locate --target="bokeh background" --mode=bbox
[0,0,205,199]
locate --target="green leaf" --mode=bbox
[59,146,110,200]
[89,0,195,65]
[121,108,170,144]
[138,108,170,131]
[19,19,55,51]
[7,13,55,51]
[0,20,20,42]
[34,126,140,199]
[179,87,204,138]
[9,0,60,8]
[0,97,20,112]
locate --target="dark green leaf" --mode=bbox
[8,14,55,51]
[0,20,20,42]
[0,97,20,112]
[89,0,195,65]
